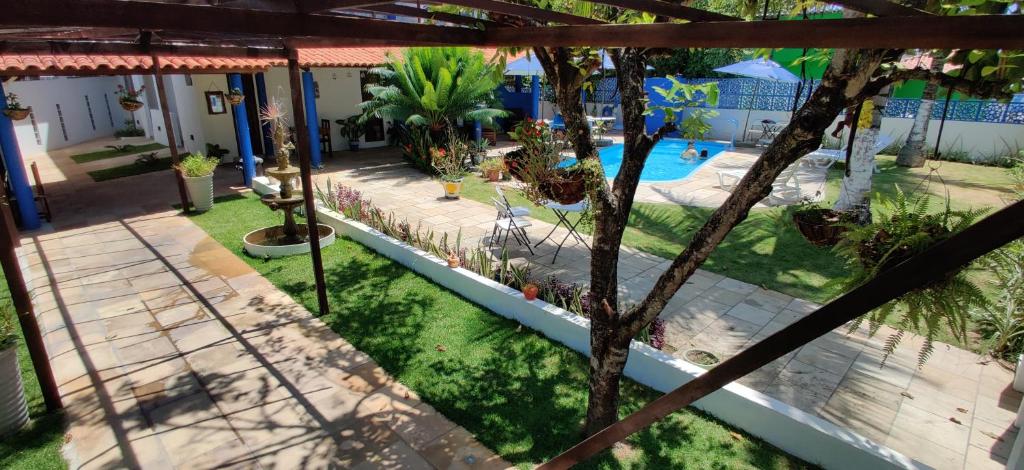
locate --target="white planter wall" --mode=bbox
[253,176,926,470]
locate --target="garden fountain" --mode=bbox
[243,98,335,258]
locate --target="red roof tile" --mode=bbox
[0,47,515,75]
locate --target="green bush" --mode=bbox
[0,302,15,350]
[175,152,219,177]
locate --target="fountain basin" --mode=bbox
[243,224,335,258]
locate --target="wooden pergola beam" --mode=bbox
[482,15,1024,49]
[587,0,737,22]
[300,0,395,12]
[435,0,604,25]
[0,40,287,59]
[2,0,484,46]
[830,0,931,17]
[360,4,497,27]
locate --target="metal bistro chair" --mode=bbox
[489,198,534,255]
[319,119,333,157]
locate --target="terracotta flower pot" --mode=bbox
[523,283,539,301]
[447,253,460,268]
[485,169,501,182]
[3,107,30,121]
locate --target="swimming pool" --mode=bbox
[560,139,729,182]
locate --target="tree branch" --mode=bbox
[867,67,1014,102]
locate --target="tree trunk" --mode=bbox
[896,55,944,167]
[834,87,890,222]
[584,324,632,436]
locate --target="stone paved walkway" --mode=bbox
[312,146,1021,470]
[20,139,509,469]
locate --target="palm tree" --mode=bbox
[359,47,507,133]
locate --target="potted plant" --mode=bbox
[478,157,505,182]
[174,152,219,212]
[432,131,470,199]
[0,303,28,438]
[792,204,856,247]
[335,116,366,151]
[2,93,30,121]
[447,250,461,268]
[115,84,145,112]
[226,87,245,106]
[522,282,539,301]
[835,187,988,366]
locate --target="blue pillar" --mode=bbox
[255,72,274,157]
[227,73,255,187]
[473,120,482,144]
[0,81,40,230]
[301,70,322,168]
[530,75,541,120]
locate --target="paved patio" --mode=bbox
[312,146,1021,470]
[20,139,509,469]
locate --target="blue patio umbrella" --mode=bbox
[713,58,800,141]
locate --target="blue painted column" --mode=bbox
[301,70,322,168]
[227,73,256,187]
[473,120,482,143]
[0,80,40,230]
[530,75,541,120]
[254,72,274,157]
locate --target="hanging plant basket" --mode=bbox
[227,93,244,106]
[2,107,30,121]
[504,149,529,181]
[119,99,144,112]
[792,208,853,247]
[539,168,586,205]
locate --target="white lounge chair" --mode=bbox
[801,134,894,172]
[717,162,802,202]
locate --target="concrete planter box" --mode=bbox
[183,173,214,212]
[0,343,28,438]
[1015,354,1024,392]
[252,177,923,470]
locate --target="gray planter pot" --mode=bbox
[0,344,28,438]
[183,173,214,212]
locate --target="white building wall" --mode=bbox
[186,74,240,161]
[8,75,130,156]
[308,67,392,149]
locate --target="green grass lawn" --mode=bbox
[87,157,173,182]
[461,155,1016,351]
[189,193,811,469]
[0,287,67,469]
[70,143,165,164]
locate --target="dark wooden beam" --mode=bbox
[360,4,497,27]
[285,48,330,318]
[830,0,931,17]
[436,0,604,25]
[542,198,1024,469]
[2,0,484,46]
[0,198,62,411]
[300,0,396,12]
[152,55,192,215]
[588,0,737,21]
[0,40,287,59]
[482,15,1024,49]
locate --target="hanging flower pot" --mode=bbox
[115,84,145,112]
[227,88,244,106]
[792,207,853,247]
[3,93,30,121]
[504,149,529,181]
[539,168,586,205]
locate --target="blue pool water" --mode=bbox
[561,139,728,182]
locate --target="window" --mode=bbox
[55,104,68,141]
[185,74,193,86]
[104,93,114,127]
[29,112,41,146]
[85,95,96,130]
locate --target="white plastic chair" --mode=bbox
[495,185,530,218]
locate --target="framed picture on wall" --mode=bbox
[205,91,226,114]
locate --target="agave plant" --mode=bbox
[359,47,507,131]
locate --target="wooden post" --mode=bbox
[0,196,61,411]
[542,199,1024,469]
[151,55,191,214]
[286,49,330,317]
